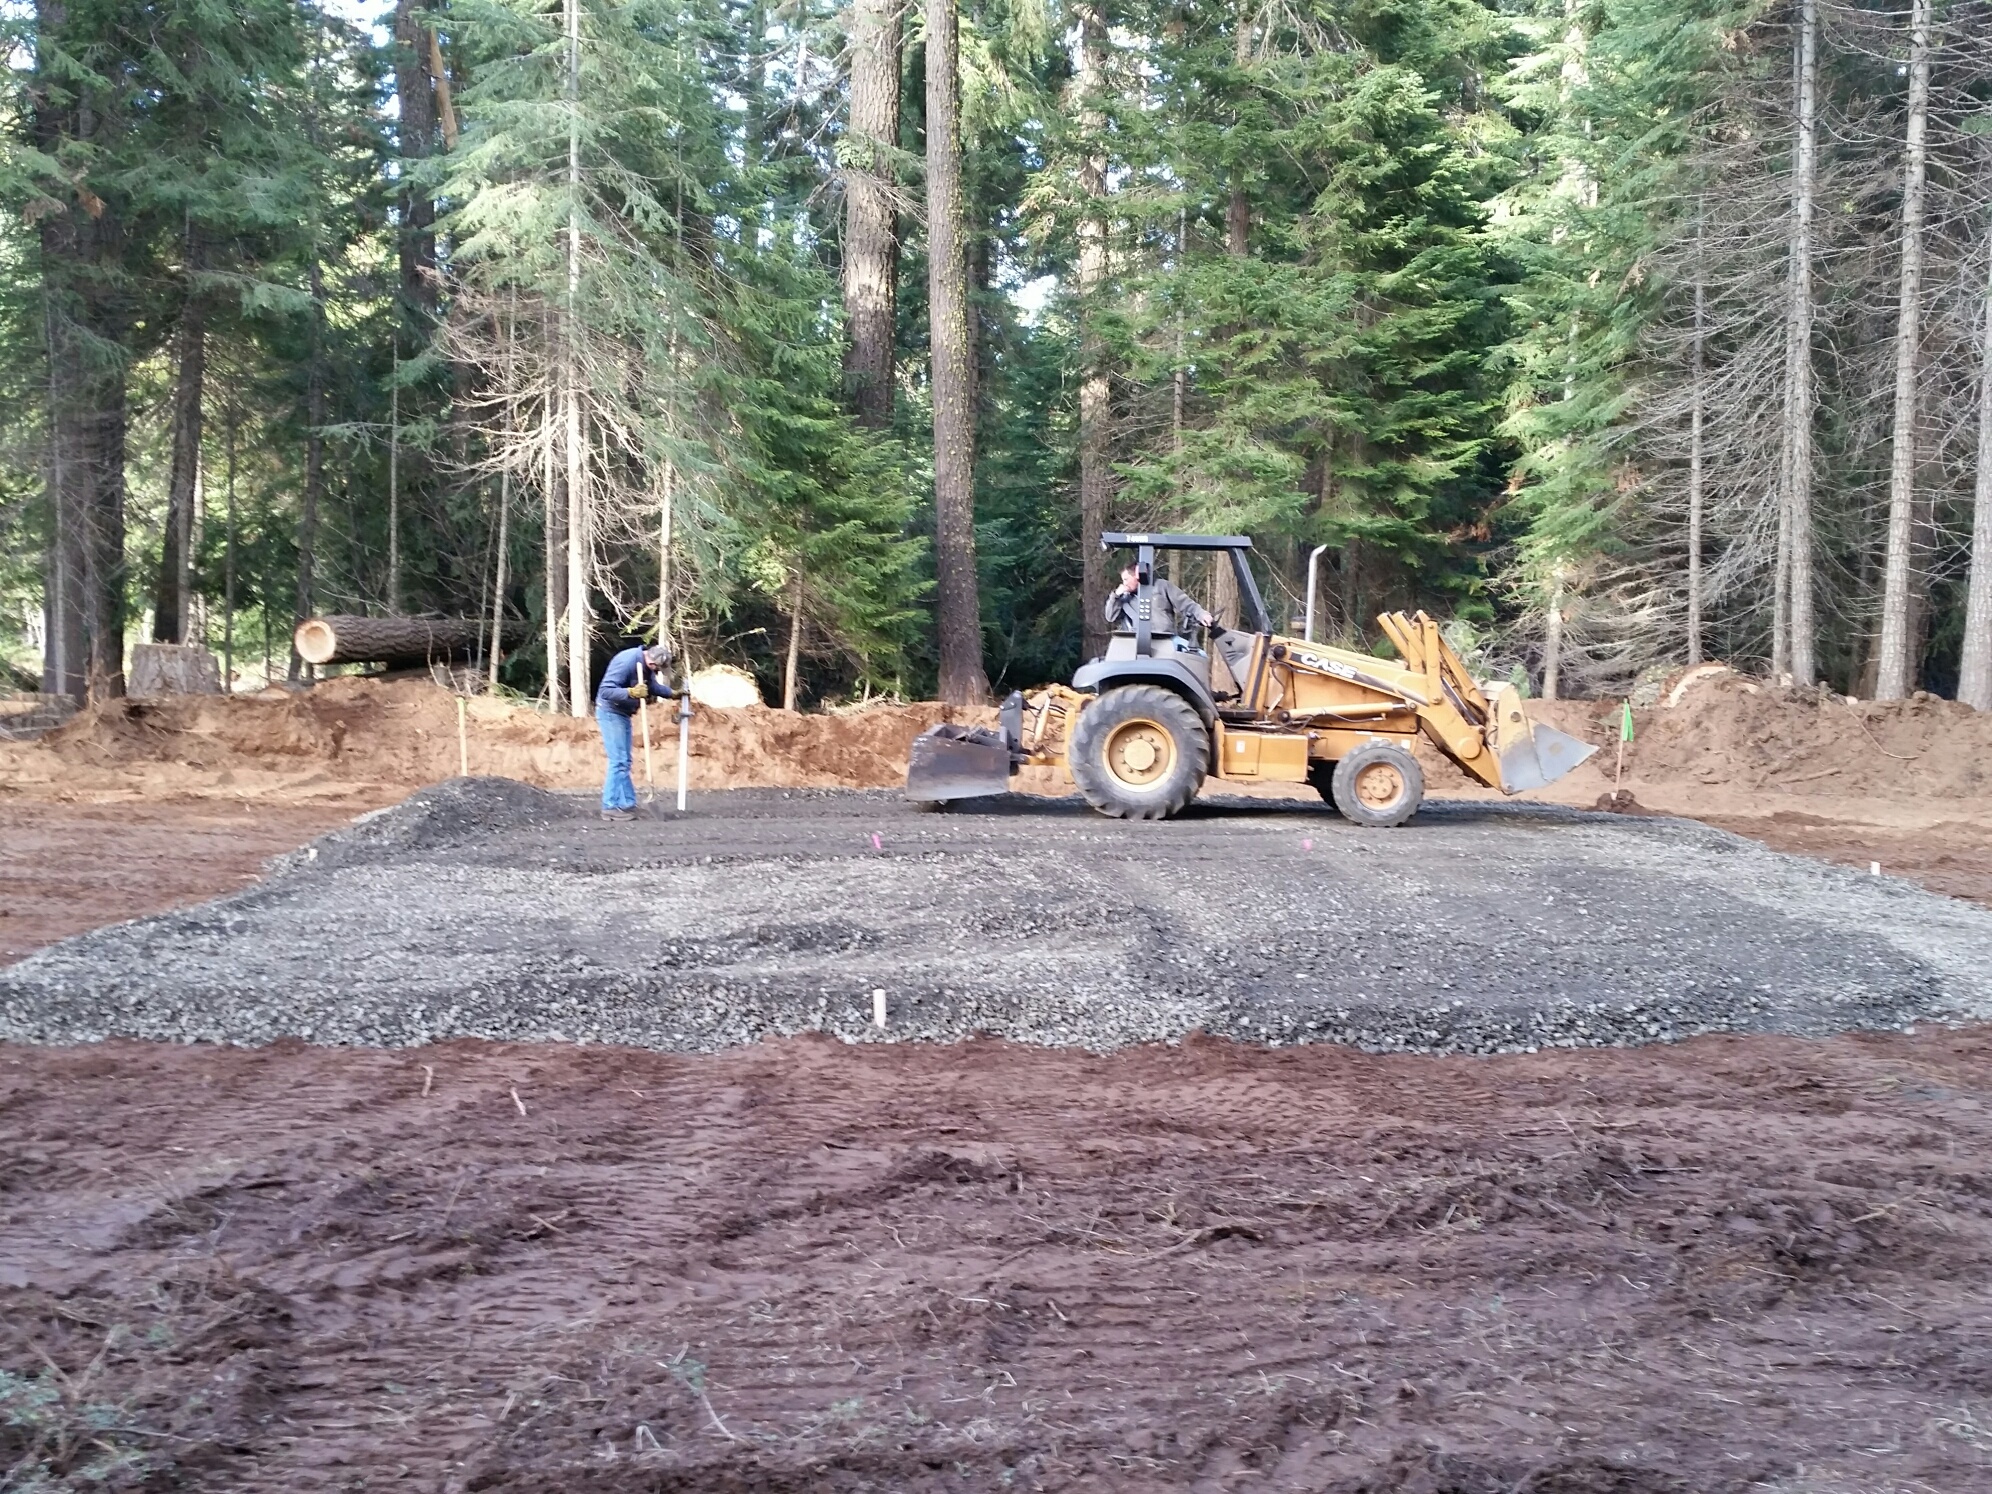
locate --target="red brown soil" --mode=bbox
[10,665,1990,816]
[0,801,373,964]
[1698,811,1992,907]
[5,1031,1989,1491]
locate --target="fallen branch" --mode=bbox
[1125,1223,1264,1264]
[1839,699,1919,761]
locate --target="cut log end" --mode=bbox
[295,618,340,666]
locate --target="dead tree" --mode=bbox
[1778,0,1820,684]
[1963,245,1992,708]
[1875,0,1934,700]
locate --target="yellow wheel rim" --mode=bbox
[1353,760,1406,810]
[1103,718,1176,789]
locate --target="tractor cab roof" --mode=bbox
[1100,532,1253,552]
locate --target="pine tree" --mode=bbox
[926,0,992,702]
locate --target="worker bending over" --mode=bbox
[595,642,674,821]
[1104,563,1216,640]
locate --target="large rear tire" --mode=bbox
[1068,684,1210,820]
[1307,760,1338,810]
[1329,741,1425,828]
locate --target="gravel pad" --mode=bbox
[6,779,1990,1054]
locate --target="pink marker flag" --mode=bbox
[871,832,883,850]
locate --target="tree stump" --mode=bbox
[128,644,223,698]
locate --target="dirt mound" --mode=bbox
[1402,666,1992,810]
[18,676,989,798]
[1597,667,1992,800]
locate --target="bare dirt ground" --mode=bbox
[0,801,378,963]
[4,1031,1991,1492]
[1697,812,1992,908]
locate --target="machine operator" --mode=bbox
[1104,562,1217,641]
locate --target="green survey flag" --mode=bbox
[1620,701,1634,743]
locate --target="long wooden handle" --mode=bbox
[640,700,653,794]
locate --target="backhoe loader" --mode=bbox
[905,533,1597,823]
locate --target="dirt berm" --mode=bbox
[0,675,982,800]
[5,665,1991,814]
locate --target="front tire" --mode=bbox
[1068,685,1210,820]
[1329,741,1425,827]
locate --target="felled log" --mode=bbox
[293,614,520,668]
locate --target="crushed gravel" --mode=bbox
[5,778,1990,1055]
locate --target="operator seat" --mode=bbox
[1102,629,1214,692]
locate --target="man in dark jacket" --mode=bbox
[595,642,674,821]
[1104,563,1215,640]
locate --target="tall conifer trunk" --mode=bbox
[1959,247,1992,710]
[78,348,128,699]
[1778,0,1818,684]
[926,0,989,704]
[40,284,86,700]
[1224,2,1250,256]
[783,570,804,710]
[36,0,128,698]
[291,28,330,683]
[544,416,565,713]
[564,0,590,716]
[1875,0,1932,700]
[153,282,205,644]
[393,0,438,320]
[1076,0,1112,658]
[292,258,325,682]
[1687,215,1706,667]
[842,0,900,429]
[1542,569,1565,700]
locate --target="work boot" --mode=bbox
[601,808,637,823]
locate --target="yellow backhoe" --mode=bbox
[906,532,1596,822]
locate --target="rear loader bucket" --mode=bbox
[905,724,1014,804]
[1495,720,1598,794]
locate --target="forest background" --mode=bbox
[4,0,1991,713]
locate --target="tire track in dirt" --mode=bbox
[4,1032,1990,1491]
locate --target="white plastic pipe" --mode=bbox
[1304,545,1330,642]
[676,693,692,812]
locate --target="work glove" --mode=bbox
[628,675,650,701]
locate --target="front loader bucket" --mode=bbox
[905,724,1013,804]
[1488,688,1599,794]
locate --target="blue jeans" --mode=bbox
[597,705,636,810]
